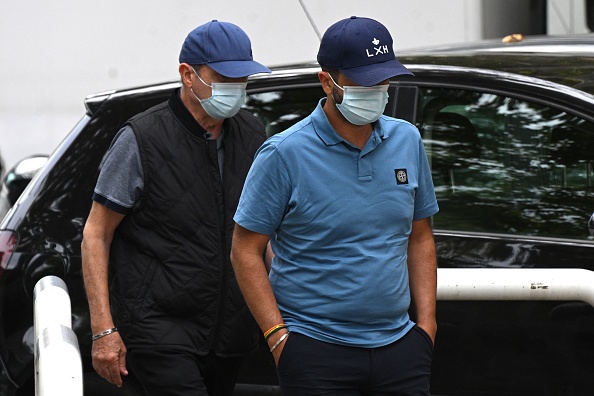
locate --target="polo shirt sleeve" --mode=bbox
[413,136,439,220]
[234,142,291,236]
[92,126,144,215]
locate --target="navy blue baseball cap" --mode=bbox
[317,16,413,87]
[179,20,271,78]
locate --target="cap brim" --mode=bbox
[341,59,413,87]
[208,60,271,78]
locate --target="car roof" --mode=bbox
[399,33,594,55]
[395,34,594,96]
[83,35,594,113]
[83,63,322,115]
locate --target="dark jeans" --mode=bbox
[126,348,243,396]
[277,326,433,396]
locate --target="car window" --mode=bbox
[15,90,173,260]
[416,87,594,240]
[245,87,323,137]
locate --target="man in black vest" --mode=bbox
[81,20,270,395]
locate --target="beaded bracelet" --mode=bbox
[269,332,289,353]
[264,324,287,341]
[91,327,118,341]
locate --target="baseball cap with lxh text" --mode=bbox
[317,16,413,87]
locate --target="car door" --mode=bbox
[392,69,594,395]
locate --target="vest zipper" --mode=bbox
[205,138,227,353]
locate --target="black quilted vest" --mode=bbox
[109,89,265,356]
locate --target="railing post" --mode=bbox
[33,275,83,396]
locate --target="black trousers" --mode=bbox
[277,326,433,396]
[126,348,243,396]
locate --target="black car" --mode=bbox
[1,34,594,395]
[0,156,48,221]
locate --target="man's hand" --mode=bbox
[416,320,437,345]
[91,332,128,387]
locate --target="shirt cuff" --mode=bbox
[92,192,131,215]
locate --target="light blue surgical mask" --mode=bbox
[191,69,247,119]
[328,73,389,126]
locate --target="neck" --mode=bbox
[323,98,372,149]
[180,87,224,138]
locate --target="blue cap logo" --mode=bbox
[367,38,390,58]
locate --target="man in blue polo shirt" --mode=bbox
[231,16,438,395]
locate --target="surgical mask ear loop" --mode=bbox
[326,72,344,105]
[193,69,213,88]
[189,68,211,99]
[188,67,207,103]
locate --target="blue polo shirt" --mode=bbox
[234,99,438,348]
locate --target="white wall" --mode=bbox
[0,0,483,170]
[548,0,590,34]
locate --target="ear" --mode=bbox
[179,63,195,87]
[318,71,334,95]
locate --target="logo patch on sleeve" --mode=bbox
[394,169,408,185]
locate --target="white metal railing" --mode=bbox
[437,268,594,308]
[30,268,594,395]
[33,275,83,396]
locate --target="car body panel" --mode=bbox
[1,36,594,395]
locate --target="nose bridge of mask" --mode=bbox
[193,68,247,93]
[326,72,389,94]
[211,81,249,92]
[343,84,389,95]
[193,67,245,89]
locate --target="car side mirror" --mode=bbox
[589,212,594,237]
[1,155,49,207]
